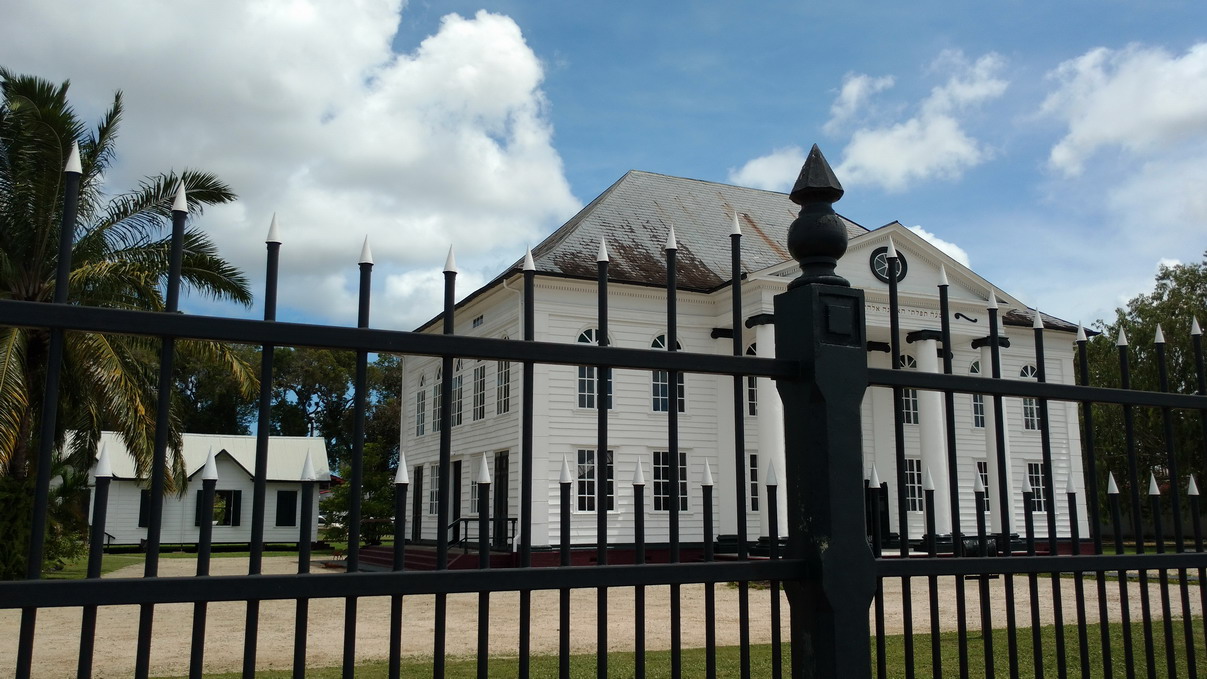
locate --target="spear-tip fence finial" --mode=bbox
[1148,473,1161,496]
[923,467,935,492]
[886,236,897,259]
[559,455,572,484]
[94,443,112,479]
[731,210,742,236]
[1107,472,1119,495]
[974,471,985,494]
[202,447,219,481]
[1065,472,1077,495]
[789,144,844,205]
[266,213,282,244]
[1154,323,1165,344]
[359,236,374,265]
[444,245,457,274]
[938,264,949,287]
[664,224,678,252]
[632,460,646,486]
[395,451,410,485]
[765,460,778,487]
[1192,317,1202,336]
[986,289,998,311]
[172,182,188,214]
[1033,308,1044,330]
[869,465,881,488]
[1022,475,1033,494]
[702,460,714,487]
[301,448,317,482]
[477,453,492,484]
[65,142,82,174]
[1077,324,1087,342]
[1117,327,1129,347]
[1189,474,1200,497]
[597,237,610,263]
[523,247,536,272]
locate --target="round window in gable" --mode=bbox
[870,246,907,284]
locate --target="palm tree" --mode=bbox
[0,68,257,490]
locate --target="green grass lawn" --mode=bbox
[157,618,1205,678]
[44,542,350,579]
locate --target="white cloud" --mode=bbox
[1,2,580,329]
[823,73,895,135]
[834,51,1008,192]
[1040,43,1207,176]
[726,146,806,192]
[906,226,971,268]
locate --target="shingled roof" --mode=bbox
[528,170,867,292]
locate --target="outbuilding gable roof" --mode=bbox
[90,431,331,482]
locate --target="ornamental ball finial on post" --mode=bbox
[787,144,850,289]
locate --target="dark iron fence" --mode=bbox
[3,145,1207,679]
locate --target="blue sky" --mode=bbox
[4,1,1207,330]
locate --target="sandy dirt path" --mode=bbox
[1,556,1199,677]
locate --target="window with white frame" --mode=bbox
[496,356,511,415]
[653,450,688,511]
[1027,462,1048,512]
[651,334,685,413]
[576,448,615,512]
[469,473,479,515]
[1020,364,1040,430]
[903,458,924,512]
[432,368,442,433]
[415,377,427,437]
[899,355,919,425]
[472,363,486,421]
[969,361,985,428]
[428,464,440,514]
[576,329,612,409]
[451,360,464,426]
[749,453,759,512]
[976,460,990,512]
[746,344,758,416]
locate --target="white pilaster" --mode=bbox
[980,344,1014,534]
[755,322,787,538]
[915,339,951,533]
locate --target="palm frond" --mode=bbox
[0,327,29,474]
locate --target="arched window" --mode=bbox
[432,367,442,432]
[898,355,919,425]
[451,359,464,426]
[1019,364,1040,430]
[577,329,612,409]
[496,337,511,415]
[745,344,758,416]
[969,361,985,428]
[415,375,427,437]
[651,334,685,413]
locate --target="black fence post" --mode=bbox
[773,145,873,678]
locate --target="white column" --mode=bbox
[915,339,951,533]
[981,344,1014,535]
[755,322,787,538]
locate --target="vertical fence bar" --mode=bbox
[1077,326,1115,679]
[294,456,317,679]
[341,239,374,679]
[633,463,647,679]
[1067,479,1092,679]
[729,213,753,679]
[559,457,572,679]
[986,293,1020,678]
[664,226,683,678]
[434,248,457,679]
[773,145,874,679]
[1110,475,1138,679]
[1192,481,1206,656]
[870,470,888,679]
[519,249,536,679]
[595,239,610,679]
[886,238,916,679]
[768,475,783,679]
[244,215,282,678]
[1148,476,1176,679]
[18,146,82,679]
[1032,311,1066,679]
[388,462,408,679]
[938,267,971,679]
[476,456,491,679]
[135,185,189,679]
[975,477,995,679]
[924,474,941,678]
[77,443,112,679]
[190,455,218,678]
[1023,480,1044,679]
[703,463,717,679]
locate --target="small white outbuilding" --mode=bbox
[87,431,331,546]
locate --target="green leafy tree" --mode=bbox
[320,442,396,546]
[0,69,255,576]
[270,347,358,465]
[175,344,259,435]
[1082,252,1207,532]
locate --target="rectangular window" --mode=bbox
[275,490,298,527]
[747,376,758,416]
[652,371,686,412]
[976,460,990,512]
[901,388,919,425]
[496,361,511,414]
[472,365,486,421]
[470,471,479,515]
[451,374,464,426]
[749,453,759,512]
[1028,462,1048,512]
[903,458,924,512]
[472,314,484,328]
[576,449,615,512]
[432,381,442,433]
[972,394,985,428]
[653,451,688,511]
[1023,397,1040,430]
[577,367,612,409]
[428,465,441,515]
[195,489,241,526]
[415,389,426,436]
